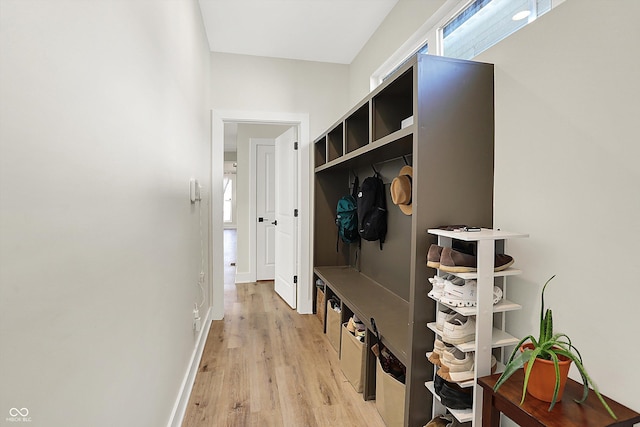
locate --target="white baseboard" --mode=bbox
[234,272,253,283]
[166,307,212,427]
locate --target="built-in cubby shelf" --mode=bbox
[315,136,327,168]
[372,67,413,141]
[327,123,344,162]
[346,102,369,154]
[314,53,495,427]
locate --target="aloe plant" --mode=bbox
[493,275,616,419]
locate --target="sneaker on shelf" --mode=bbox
[428,274,461,300]
[427,275,445,299]
[442,316,476,345]
[435,308,458,332]
[440,279,477,307]
[448,355,498,383]
[441,347,474,372]
[428,338,454,366]
[438,247,514,273]
[437,348,474,381]
[440,280,503,307]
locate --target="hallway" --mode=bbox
[181,230,386,426]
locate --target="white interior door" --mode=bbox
[256,143,276,280]
[274,127,297,308]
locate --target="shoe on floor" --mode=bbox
[438,247,514,273]
[442,315,475,345]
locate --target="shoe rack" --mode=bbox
[424,228,528,426]
[313,53,495,426]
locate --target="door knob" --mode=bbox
[271,220,278,226]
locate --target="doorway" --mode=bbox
[211,110,312,319]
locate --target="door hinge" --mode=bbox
[294,141,298,150]
[293,275,297,284]
[294,209,298,217]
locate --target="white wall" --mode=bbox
[349,0,640,418]
[0,1,211,426]
[348,0,446,104]
[476,0,640,413]
[211,52,350,138]
[210,53,350,285]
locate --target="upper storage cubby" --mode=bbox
[314,135,327,168]
[327,123,344,162]
[372,68,414,141]
[345,102,369,154]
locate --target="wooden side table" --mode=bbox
[477,370,640,427]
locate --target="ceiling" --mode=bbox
[198,0,399,64]
[201,0,400,152]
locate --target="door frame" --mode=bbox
[250,137,276,282]
[211,110,312,318]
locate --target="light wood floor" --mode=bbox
[182,232,386,426]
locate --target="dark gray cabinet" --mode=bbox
[313,54,495,427]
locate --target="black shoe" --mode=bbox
[439,381,473,410]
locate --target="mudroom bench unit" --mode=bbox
[313,53,495,426]
[314,266,409,397]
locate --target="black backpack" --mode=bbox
[335,177,359,250]
[357,173,387,249]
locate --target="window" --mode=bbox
[382,43,428,83]
[442,0,551,60]
[370,0,558,91]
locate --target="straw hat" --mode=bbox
[390,165,412,215]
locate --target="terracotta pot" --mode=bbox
[521,343,572,403]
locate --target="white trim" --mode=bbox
[370,0,467,90]
[212,110,312,315]
[234,272,252,284]
[250,137,276,283]
[166,307,212,427]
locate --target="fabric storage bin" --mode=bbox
[340,323,365,392]
[375,358,406,427]
[325,304,341,352]
[316,287,325,325]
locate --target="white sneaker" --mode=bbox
[435,308,458,332]
[448,355,498,383]
[440,347,474,373]
[428,274,461,300]
[442,316,476,345]
[440,280,503,307]
[428,338,453,366]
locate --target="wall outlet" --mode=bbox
[193,306,201,332]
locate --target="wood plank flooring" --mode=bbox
[181,281,387,427]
